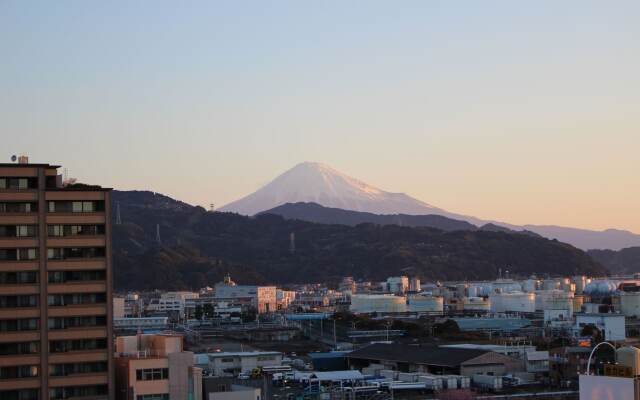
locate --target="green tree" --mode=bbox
[194,305,203,322]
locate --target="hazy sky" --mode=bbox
[1,1,638,232]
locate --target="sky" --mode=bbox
[1,1,638,232]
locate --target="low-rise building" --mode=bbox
[347,343,523,377]
[202,377,262,400]
[147,291,199,319]
[115,334,201,400]
[215,275,276,313]
[195,351,283,377]
[575,313,626,341]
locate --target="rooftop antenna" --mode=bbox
[289,232,296,254]
[155,224,161,245]
[115,202,122,225]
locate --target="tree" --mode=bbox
[203,303,214,318]
[194,305,203,322]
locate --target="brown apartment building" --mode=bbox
[0,159,113,400]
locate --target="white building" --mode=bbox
[575,313,626,341]
[147,291,199,318]
[215,275,277,313]
[195,351,283,377]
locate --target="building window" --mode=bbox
[0,365,39,379]
[49,384,108,400]
[0,249,38,261]
[136,395,169,400]
[47,247,105,260]
[0,295,38,308]
[49,339,107,353]
[48,270,105,283]
[0,225,37,238]
[47,201,104,213]
[0,271,38,284]
[49,361,108,377]
[135,368,169,381]
[0,319,39,332]
[0,202,37,213]
[47,224,105,237]
[0,178,37,190]
[48,293,106,306]
[0,341,39,356]
[0,389,39,400]
[220,358,236,363]
[48,316,106,330]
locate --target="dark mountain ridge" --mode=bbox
[112,190,607,290]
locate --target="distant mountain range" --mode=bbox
[588,247,640,275]
[111,190,606,290]
[220,162,640,250]
[261,202,540,238]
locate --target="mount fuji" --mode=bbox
[219,162,640,250]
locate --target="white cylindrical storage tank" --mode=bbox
[350,294,407,314]
[489,292,535,313]
[542,280,560,291]
[407,295,444,313]
[492,279,523,294]
[463,297,491,312]
[467,286,479,298]
[573,276,587,294]
[620,292,640,318]
[617,347,640,376]
[522,279,539,293]
[535,290,574,316]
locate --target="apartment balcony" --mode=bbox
[0,331,39,344]
[49,350,108,364]
[0,238,39,248]
[46,213,106,225]
[0,192,38,201]
[0,284,39,296]
[48,304,107,317]
[47,237,106,248]
[46,259,106,271]
[0,261,38,272]
[45,192,105,201]
[0,377,40,391]
[0,215,38,225]
[47,282,107,295]
[0,307,39,319]
[0,354,40,368]
[48,327,108,341]
[48,372,109,388]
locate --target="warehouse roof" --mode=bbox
[347,343,489,368]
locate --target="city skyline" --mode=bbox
[2,1,639,232]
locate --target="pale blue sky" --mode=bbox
[1,1,639,231]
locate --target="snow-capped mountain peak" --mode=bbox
[219,161,442,216]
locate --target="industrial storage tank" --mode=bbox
[522,279,539,293]
[467,286,479,298]
[350,294,407,314]
[584,280,619,296]
[407,294,444,313]
[542,280,561,291]
[573,276,587,294]
[573,295,586,313]
[535,290,574,316]
[620,292,640,318]
[491,279,523,294]
[617,347,640,375]
[462,297,491,312]
[489,292,535,313]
